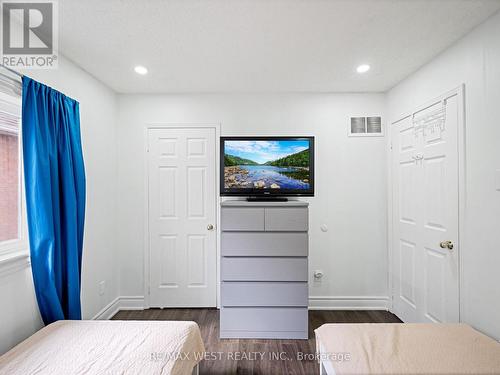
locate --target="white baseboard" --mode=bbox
[92,296,145,320]
[119,296,146,310]
[308,296,389,310]
[92,295,388,319]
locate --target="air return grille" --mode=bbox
[349,116,383,136]
[350,117,366,134]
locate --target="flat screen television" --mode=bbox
[220,136,314,198]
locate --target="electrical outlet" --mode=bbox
[99,280,106,296]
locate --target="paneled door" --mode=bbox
[392,89,461,323]
[148,127,217,307]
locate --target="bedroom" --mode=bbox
[0,0,499,374]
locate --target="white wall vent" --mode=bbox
[349,116,383,137]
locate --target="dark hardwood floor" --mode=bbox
[112,309,401,375]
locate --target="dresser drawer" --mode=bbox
[221,207,264,231]
[220,307,308,338]
[221,282,308,307]
[265,207,308,231]
[221,257,307,281]
[221,232,308,256]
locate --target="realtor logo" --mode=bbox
[1,0,58,68]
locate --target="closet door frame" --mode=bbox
[387,85,466,321]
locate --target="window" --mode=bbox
[0,117,19,242]
[0,91,25,259]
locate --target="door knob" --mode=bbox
[440,240,454,250]
[207,224,214,231]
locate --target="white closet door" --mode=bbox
[392,92,460,323]
[148,127,217,307]
[420,95,459,323]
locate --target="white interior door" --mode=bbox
[392,91,461,323]
[148,127,217,307]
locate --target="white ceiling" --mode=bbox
[59,0,500,93]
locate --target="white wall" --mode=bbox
[0,259,41,354]
[4,8,498,355]
[0,55,119,354]
[387,11,500,340]
[116,93,389,308]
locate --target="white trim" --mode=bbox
[387,85,465,322]
[119,296,146,310]
[308,296,389,310]
[0,123,18,135]
[386,121,394,312]
[0,91,28,259]
[92,296,145,320]
[92,295,390,319]
[143,123,221,310]
[348,132,384,138]
[0,252,30,278]
[93,297,120,320]
[456,85,466,323]
[143,125,150,308]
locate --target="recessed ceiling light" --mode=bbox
[356,64,370,74]
[134,65,148,75]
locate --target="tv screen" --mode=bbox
[220,136,314,196]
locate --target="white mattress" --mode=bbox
[0,320,205,375]
[315,323,500,375]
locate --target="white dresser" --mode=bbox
[220,200,309,339]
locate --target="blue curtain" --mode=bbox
[22,77,86,325]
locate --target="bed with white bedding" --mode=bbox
[315,323,500,375]
[0,320,205,375]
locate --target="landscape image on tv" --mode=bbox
[224,140,311,190]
